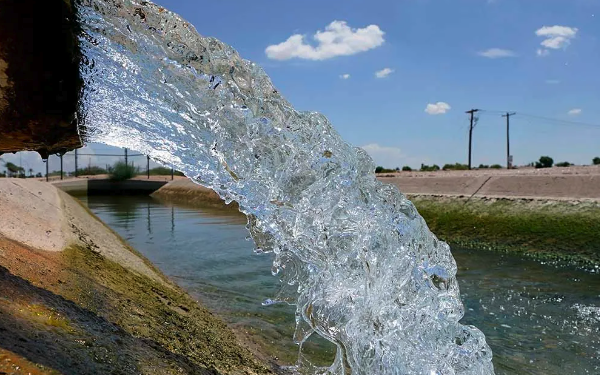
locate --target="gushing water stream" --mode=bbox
[76,0,494,373]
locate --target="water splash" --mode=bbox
[76,0,494,373]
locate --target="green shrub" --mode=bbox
[478,164,489,169]
[47,171,67,178]
[420,164,440,172]
[442,163,469,171]
[593,157,600,165]
[78,166,108,175]
[109,161,136,181]
[148,166,185,176]
[535,156,553,169]
[490,164,503,169]
[402,166,412,171]
[556,161,572,167]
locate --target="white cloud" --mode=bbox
[375,68,394,78]
[568,108,582,115]
[478,48,516,58]
[265,21,385,61]
[425,102,451,115]
[536,48,550,57]
[340,73,351,80]
[535,25,578,56]
[360,143,405,168]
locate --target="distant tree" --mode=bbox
[556,161,573,167]
[442,163,469,171]
[478,164,489,169]
[48,170,67,178]
[402,166,412,171]
[374,166,397,174]
[3,162,24,177]
[28,168,33,177]
[78,165,108,176]
[535,156,554,169]
[420,164,440,172]
[490,164,503,169]
[593,157,600,165]
[35,172,42,178]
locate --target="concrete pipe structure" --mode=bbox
[0,0,82,158]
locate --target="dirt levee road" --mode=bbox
[378,166,600,201]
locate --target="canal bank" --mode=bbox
[150,177,600,267]
[81,194,600,375]
[53,178,168,196]
[0,179,272,375]
[410,194,600,268]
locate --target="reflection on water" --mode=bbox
[80,195,600,374]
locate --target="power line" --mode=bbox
[516,113,600,129]
[478,109,509,115]
[478,109,600,129]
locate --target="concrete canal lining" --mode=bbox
[53,179,167,196]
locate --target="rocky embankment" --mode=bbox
[0,180,271,375]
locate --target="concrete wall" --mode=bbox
[54,179,167,196]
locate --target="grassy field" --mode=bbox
[411,195,600,267]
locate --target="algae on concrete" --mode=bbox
[0,180,273,375]
[411,195,600,268]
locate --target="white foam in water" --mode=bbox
[76,1,494,373]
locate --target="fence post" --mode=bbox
[147,155,150,179]
[74,149,78,177]
[124,148,128,166]
[171,166,174,180]
[45,159,49,182]
[60,154,63,180]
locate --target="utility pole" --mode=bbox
[124,148,128,166]
[74,148,78,177]
[502,112,516,169]
[465,109,479,170]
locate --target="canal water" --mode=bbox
[79,195,600,374]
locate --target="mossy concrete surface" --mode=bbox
[411,195,600,267]
[0,180,272,375]
[152,179,240,211]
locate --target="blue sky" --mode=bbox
[151,0,599,168]
[2,0,599,173]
